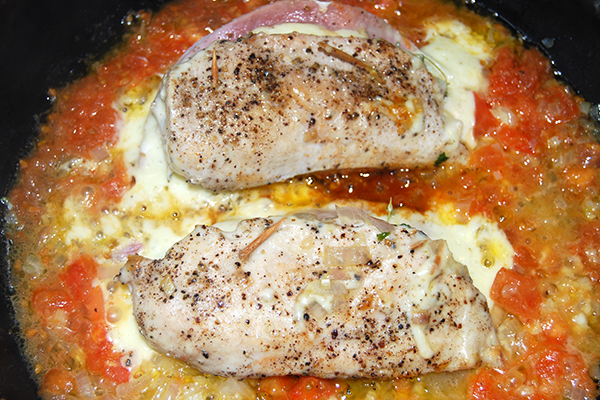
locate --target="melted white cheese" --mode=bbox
[390,207,513,306]
[421,20,491,149]
[106,284,157,368]
[252,22,368,38]
[294,267,363,321]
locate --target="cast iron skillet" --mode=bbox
[0,0,599,399]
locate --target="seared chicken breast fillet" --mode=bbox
[120,209,499,378]
[155,32,457,190]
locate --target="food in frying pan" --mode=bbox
[119,208,500,378]
[4,0,600,399]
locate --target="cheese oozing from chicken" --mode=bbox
[119,209,500,378]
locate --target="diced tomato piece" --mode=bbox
[258,376,299,400]
[562,166,597,194]
[576,142,600,169]
[31,287,81,334]
[87,340,130,384]
[471,347,595,400]
[84,287,109,339]
[56,256,131,384]
[469,368,508,400]
[473,93,498,140]
[526,343,596,398]
[39,367,76,397]
[490,268,543,319]
[469,143,506,172]
[51,78,120,157]
[489,47,549,99]
[541,313,568,344]
[290,377,341,400]
[532,347,566,383]
[495,125,538,154]
[512,244,539,271]
[573,221,600,273]
[32,288,75,320]
[483,46,555,154]
[559,353,597,395]
[537,83,580,124]
[99,155,131,203]
[59,255,96,301]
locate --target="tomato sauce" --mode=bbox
[5,0,600,399]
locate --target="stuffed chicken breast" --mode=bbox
[120,209,499,379]
[153,0,459,190]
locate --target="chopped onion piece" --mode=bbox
[564,384,587,400]
[491,106,516,126]
[111,242,145,263]
[294,209,338,221]
[160,276,176,297]
[324,245,370,267]
[216,377,255,398]
[116,374,153,397]
[162,378,182,400]
[363,213,395,233]
[336,206,367,226]
[90,145,111,162]
[75,370,96,398]
[335,206,395,232]
[306,301,328,320]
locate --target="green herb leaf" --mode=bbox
[434,152,449,167]
[377,231,391,241]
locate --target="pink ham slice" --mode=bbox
[178,0,416,63]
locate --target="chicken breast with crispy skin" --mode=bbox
[155,31,456,190]
[119,208,500,378]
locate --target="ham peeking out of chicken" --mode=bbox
[150,0,466,191]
